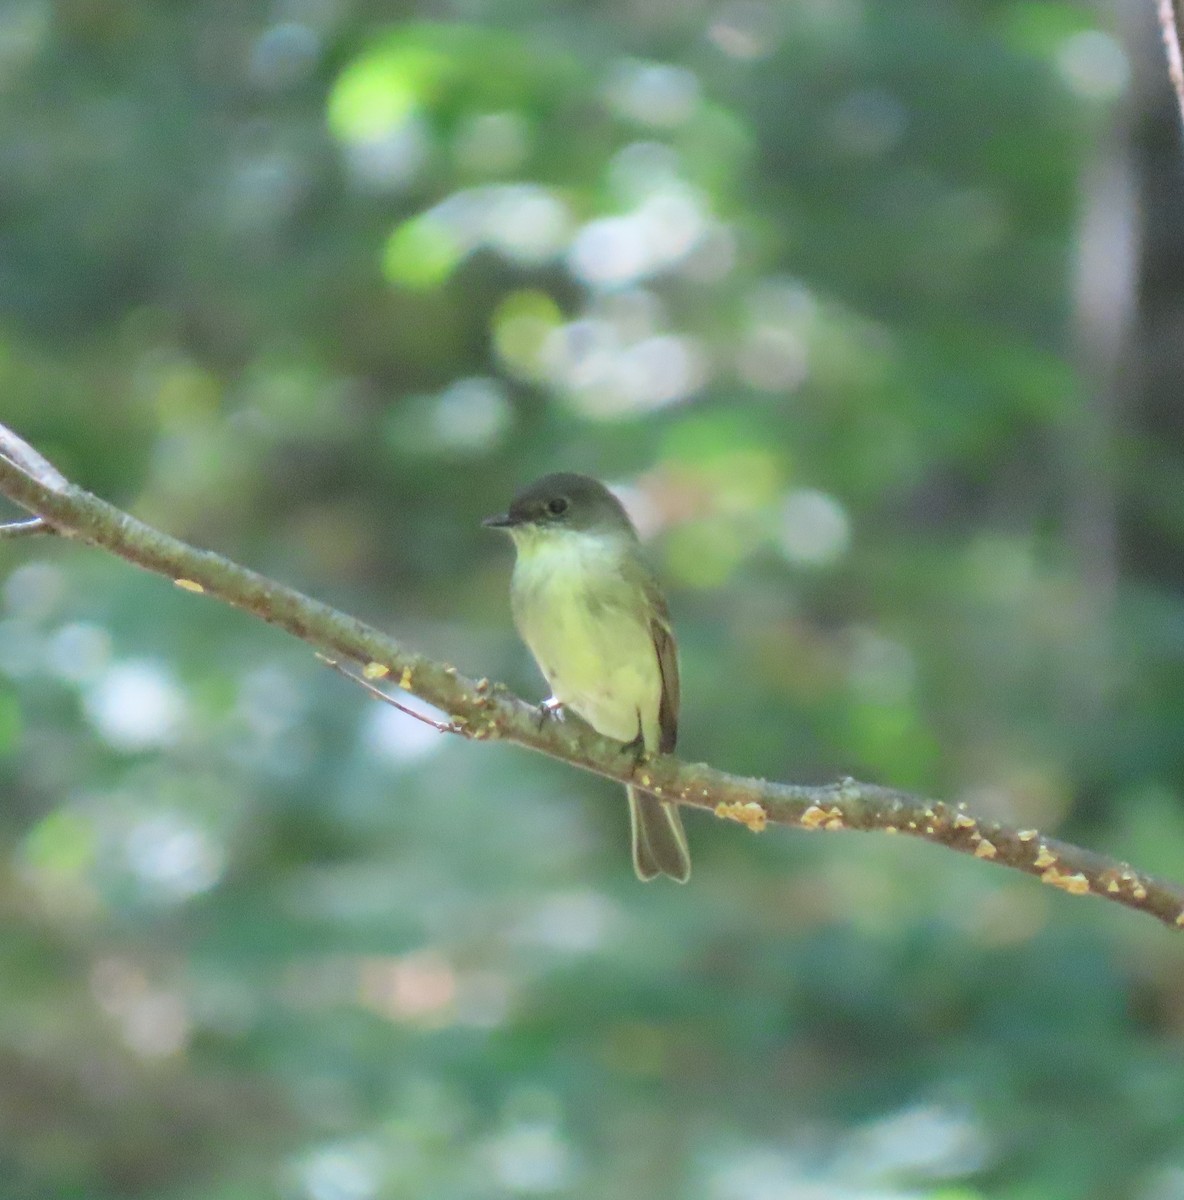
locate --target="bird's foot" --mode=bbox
[537,696,565,730]
[621,731,651,769]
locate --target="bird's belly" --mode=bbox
[516,580,660,746]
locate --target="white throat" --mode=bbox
[511,524,631,577]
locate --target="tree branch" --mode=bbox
[0,426,70,494]
[0,425,1179,931]
[0,518,55,540]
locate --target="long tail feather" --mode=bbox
[627,786,691,883]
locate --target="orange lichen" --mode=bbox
[399,666,413,690]
[1041,867,1090,895]
[715,801,768,832]
[363,661,391,680]
[954,813,977,830]
[1033,846,1057,869]
[1017,829,1037,842]
[974,839,997,859]
[174,578,204,593]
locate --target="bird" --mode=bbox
[483,472,691,882]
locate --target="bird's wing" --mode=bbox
[645,578,680,755]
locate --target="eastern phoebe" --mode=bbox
[484,473,691,882]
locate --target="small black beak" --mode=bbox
[482,512,516,529]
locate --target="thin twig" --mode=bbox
[0,518,55,539]
[1158,0,1184,133]
[0,428,69,493]
[0,420,1180,930]
[316,653,463,733]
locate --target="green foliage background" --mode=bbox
[2,1,1183,1197]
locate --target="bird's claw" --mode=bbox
[621,731,650,768]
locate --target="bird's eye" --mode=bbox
[547,497,569,517]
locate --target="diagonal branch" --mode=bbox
[0,423,1180,931]
[0,426,70,494]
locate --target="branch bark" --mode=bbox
[0,424,1180,931]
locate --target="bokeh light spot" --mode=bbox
[433,377,511,451]
[22,807,96,877]
[250,21,321,90]
[492,289,564,380]
[484,1121,577,1194]
[512,890,619,954]
[358,951,457,1023]
[342,114,431,191]
[568,216,651,289]
[453,111,532,176]
[85,660,186,752]
[294,1141,382,1200]
[328,46,444,143]
[778,488,850,566]
[363,701,443,767]
[383,215,463,290]
[666,519,753,588]
[125,812,225,902]
[737,325,808,392]
[607,140,683,203]
[1056,30,1128,101]
[605,59,701,128]
[3,560,65,618]
[485,185,572,265]
[47,622,112,684]
[708,1,780,60]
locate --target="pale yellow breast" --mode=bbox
[511,529,663,748]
